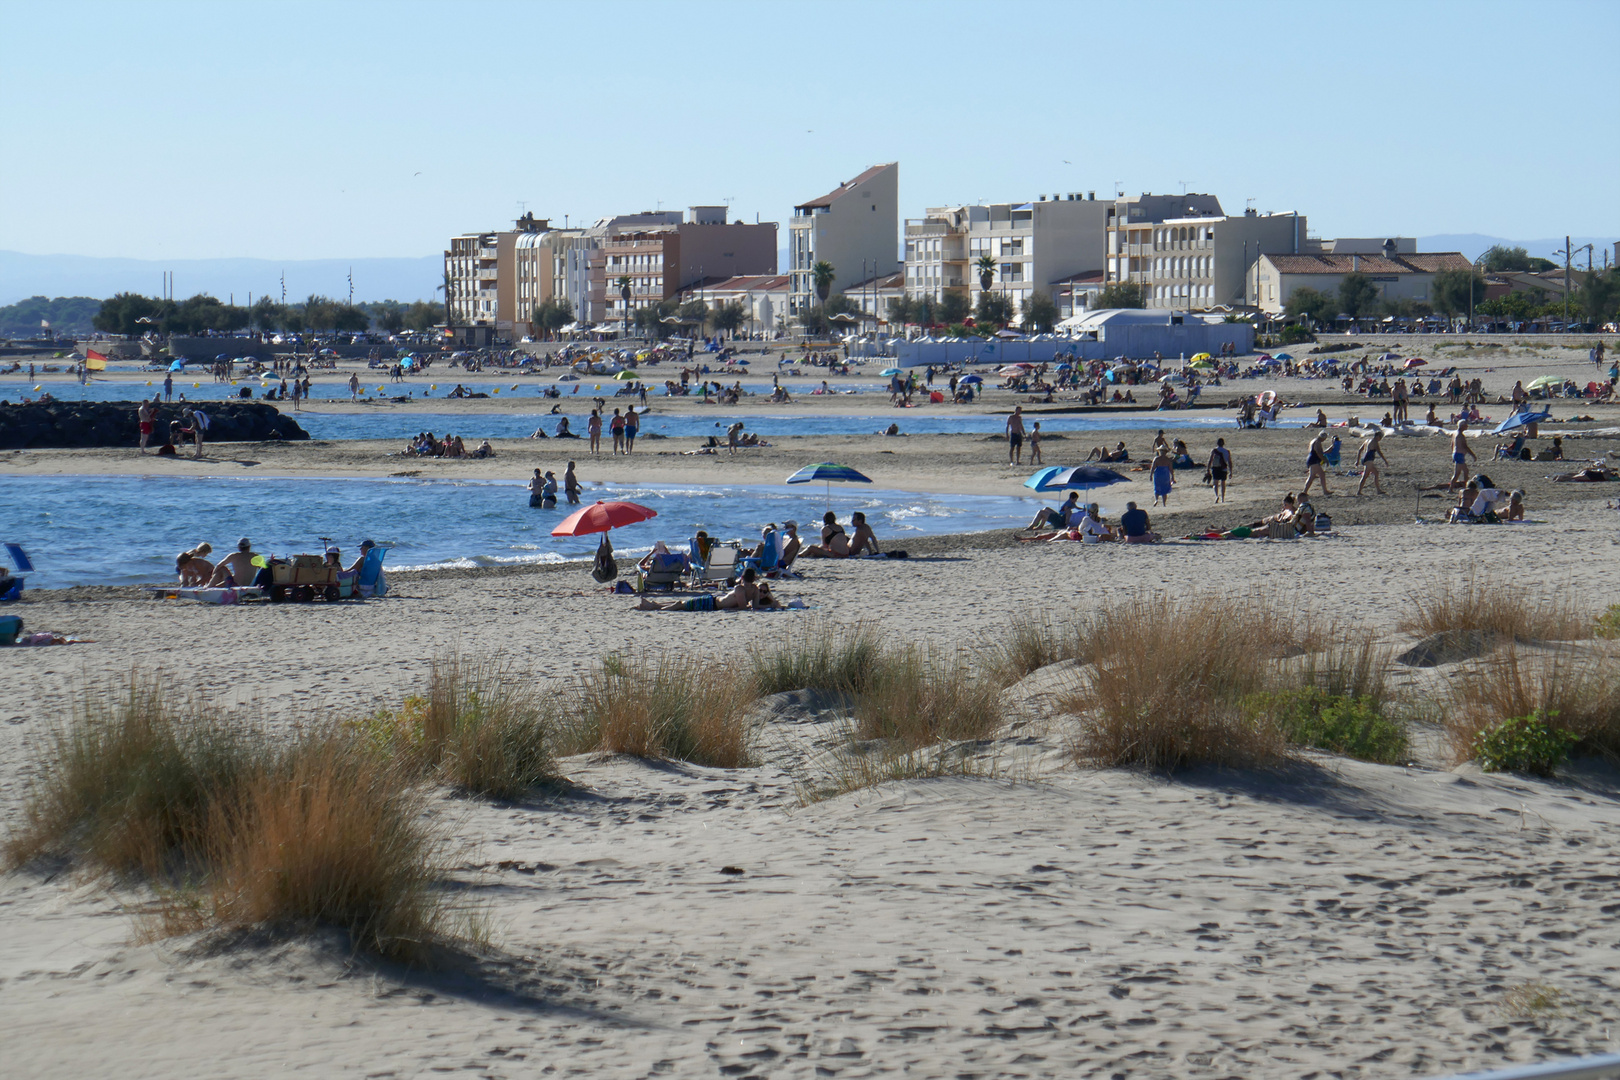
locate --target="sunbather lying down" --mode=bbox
[637,570,779,611]
[1551,464,1619,482]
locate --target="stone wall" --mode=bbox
[0,400,308,450]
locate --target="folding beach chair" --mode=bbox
[2,543,34,602]
[356,546,389,598]
[695,544,739,585]
[636,552,688,593]
[738,529,782,577]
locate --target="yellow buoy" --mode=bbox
[192,382,200,388]
[492,388,500,394]
[145,380,152,386]
[594,384,601,390]
[430,384,437,390]
[376,386,383,392]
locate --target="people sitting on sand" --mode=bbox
[1505,490,1525,520]
[1536,436,1565,462]
[175,543,214,586]
[472,439,495,458]
[848,512,881,556]
[1077,503,1115,542]
[1222,494,1303,538]
[801,512,852,558]
[1307,409,1328,428]
[637,568,776,611]
[1027,491,1082,531]
[208,537,262,587]
[1171,439,1196,469]
[1118,501,1160,544]
[1086,441,1129,463]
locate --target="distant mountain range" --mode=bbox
[1416,235,1616,264]
[3,234,1614,308]
[0,250,442,307]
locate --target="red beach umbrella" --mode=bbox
[550,500,658,537]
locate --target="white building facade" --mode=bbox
[788,162,899,315]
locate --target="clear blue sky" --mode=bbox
[2,0,1615,261]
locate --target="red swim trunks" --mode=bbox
[139,421,154,434]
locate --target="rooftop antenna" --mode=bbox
[1179,180,1189,195]
[1246,197,1256,212]
[1113,180,1123,197]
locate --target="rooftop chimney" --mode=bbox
[1088,191,1095,200]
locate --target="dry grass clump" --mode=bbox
[574,652,755,768]
[988,613,1092,685]
[4,674,260,875]
[1443,647,1620,763]
[6,673,461,961]
[1057,594,1407,770]
[748,619,887,697]
[1399,575,1590,642]
[854,645,1001,750]
[799,743,994,804]
[1064,595,1289,770]
[361,654,556,799]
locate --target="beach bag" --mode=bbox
[591,540,618,583]
[0,615,22,646]
[1267,520,1297,540]
[1315,513,1332,532]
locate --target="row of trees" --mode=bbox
[1283,268,1620,325]
[0,295,102,338]
[91,293,441,336]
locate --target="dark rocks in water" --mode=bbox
[0,400,308,450]
[1396,629,1503,668]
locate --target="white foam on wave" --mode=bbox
[392,550,582,573]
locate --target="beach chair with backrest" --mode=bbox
[695,543,739,585]
[738,529,781,577]
[356,546,388,598]
[2,543,35,601]
[636,551,688,593]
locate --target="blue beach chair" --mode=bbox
[2,543,34,602]
[356,546,389,598]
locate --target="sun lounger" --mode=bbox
[356,546,389,598]
[636,552,688,593]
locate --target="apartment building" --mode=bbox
[1104,194,1306,311]
[588,206,777,325]
[444,230,512,336]
[1253,249,1473,315]
[672,274,791,336]
[787,162,899,315]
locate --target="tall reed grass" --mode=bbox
[1443,646,1620,763]
[361,654,556,800]
[5,673,462,960]
[573,652,755,768]
[747,619,887,697]
[854,645,1001,749]
[1059,594,1405,770]
[1399,575,1590,642]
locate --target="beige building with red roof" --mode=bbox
[1253,249,1473,315]
[787,163,899,317]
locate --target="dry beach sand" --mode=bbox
[5,336,1620,1078]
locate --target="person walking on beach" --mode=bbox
[587,408,602,455]
[1207,437,1232,503]
[137,399,155,454]
[1151,444,1175,507]
[610,408,625,454]
[290,377,303,411]
[1028,422,1043,466]
[163,372,173,402]
[624,406,639,454]
[1357,428,1389,496]
[1449,420,1476,491]
[348,372,361,402]
[1006,406,1025,466]
[564,461,582,504]
[1301,431,1332,497]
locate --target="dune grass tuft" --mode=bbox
[1398,575,1590,642]
[6,672,463,962]
[988,613,1091,686]
[748,619,888,697]
[1443,647,1620,764]
[797,742,995,805]
[854,645,1002,749]
[360,654,556,800]
[575,652,755,768]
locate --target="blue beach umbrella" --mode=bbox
[168,359,185,371]
[1272,352,1294,361]
[881,368,903,376]
[787,461,873,510]
[958,374,983,385]
[1022,465,1130,493]
[1491,408,1552,436]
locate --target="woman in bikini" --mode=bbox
[801,512,852,558]
[1356,428,1389,496]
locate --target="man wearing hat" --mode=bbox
[780,520,801,568]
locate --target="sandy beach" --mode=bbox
[5,336,1620,1078]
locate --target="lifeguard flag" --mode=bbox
[85,348,108,371]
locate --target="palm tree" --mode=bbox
[616,276,632,337]
[438,268,454,328]
[811,261,836,304]
[975,255,997,293]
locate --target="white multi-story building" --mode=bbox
[1105,193,1307,311]
[787,162,899,315]
[904,194,1110,316]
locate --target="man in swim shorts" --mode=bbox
[638,568,768,610]
[1006,406,1025,466]
[1207,438,1232,503]
[1449,420,1476,491]
[137,399,155,454]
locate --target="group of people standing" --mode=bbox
[528,462,584,508]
